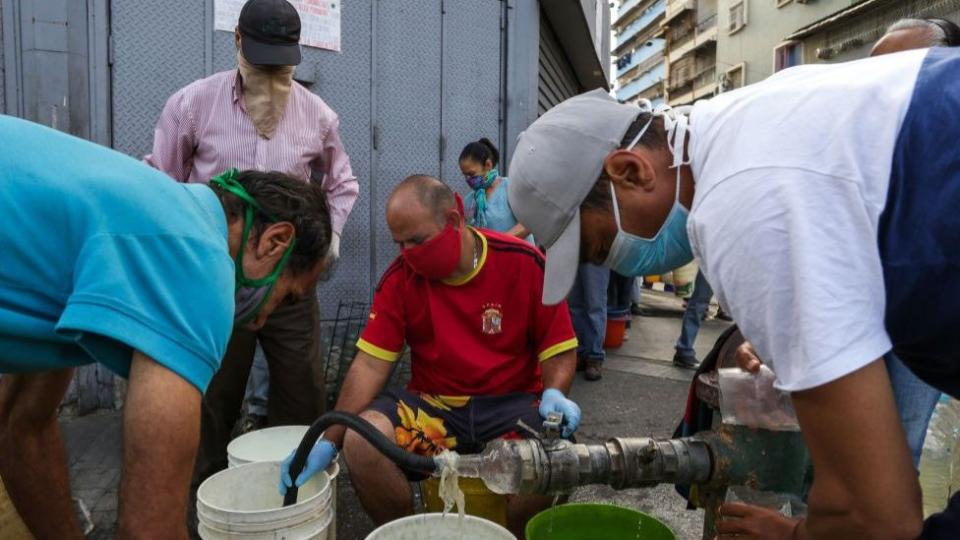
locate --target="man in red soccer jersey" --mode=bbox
[279,175,579,535]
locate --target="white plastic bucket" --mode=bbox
[197,461,333,540]
[227,425,340,539]
[227,425,310,468]
[365,513,514,540]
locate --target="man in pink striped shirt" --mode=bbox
[145,0,358,481]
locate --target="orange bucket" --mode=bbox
[603,309,630,349]
[603,319,626,349]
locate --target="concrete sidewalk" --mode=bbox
[51,289,729,539]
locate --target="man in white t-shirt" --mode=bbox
[506,46,960,539]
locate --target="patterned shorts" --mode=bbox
[368,386,543,480]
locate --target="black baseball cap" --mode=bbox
[238,0,302,66]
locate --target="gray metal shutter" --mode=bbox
[538,11,579,115]
[1,2,5,113]
[1,0,109,144]
[109,0,505,305]
[440,1,503,192]
[111,0,208,158]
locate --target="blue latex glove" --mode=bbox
[539,388,581,438]
[278,439,337,496]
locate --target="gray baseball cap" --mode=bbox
[508,89,642,305]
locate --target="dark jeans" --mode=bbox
[607,271,634,313]
[675,271,713,358]
[194,294,325,481]
[568,263,609,362]
[885,353,940,468]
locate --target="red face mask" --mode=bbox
[402,194,466,279]
[402,223,462,279]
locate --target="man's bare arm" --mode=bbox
[541,349,576,394]
[791,359,922,540]
[0,368,82,539]
[322,351,394,448]
[117,352,201,540]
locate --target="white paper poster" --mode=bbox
[215,0,342,53]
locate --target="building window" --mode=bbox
[728,0,747,35]
[773,41,803,72]
[721,62,746,92]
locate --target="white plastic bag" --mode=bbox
[725,486,807,518]
[718,366,799,431]
[919,396,960,517]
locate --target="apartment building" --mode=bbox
[662,0,719,106]
[613,0,667,105]
[787,0,960,65]
[715,0,848,91]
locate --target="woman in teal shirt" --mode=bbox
[459,138,531,240]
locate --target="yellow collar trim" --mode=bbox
[442,228,488,286]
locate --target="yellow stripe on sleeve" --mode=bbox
[356,338,401,362]
[538,337,579,362]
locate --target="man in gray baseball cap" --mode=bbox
[508,89,693,307]
[508,45,960,538]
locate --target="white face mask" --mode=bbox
[603,103,695,276]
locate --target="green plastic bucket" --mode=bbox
[526,503,676,540]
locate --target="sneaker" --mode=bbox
[672,351,699,370]
[231,412,268,439]
[576,354,587,372]
[584,360,603,381]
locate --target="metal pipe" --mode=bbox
[486,436,712,495]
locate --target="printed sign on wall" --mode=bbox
[215,0,342,52]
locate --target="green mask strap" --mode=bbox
[210,168,296,290]
[233,242,296,326]
[210,168,272,217]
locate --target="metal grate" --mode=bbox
[321,300,411,409]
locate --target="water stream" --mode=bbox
[436,450,466,538]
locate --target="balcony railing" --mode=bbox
[628,48,665,81]
[616,0,643,20]
[617,63,666,102]
[667,16,717,64]
[664,0,694,24]
[670,62,714,87]
[616,38,664,78]
[670,29,694,51]
[614,0,666,50]
[696,13,717,32]
[667,72,693,92]
[693,66,717,89]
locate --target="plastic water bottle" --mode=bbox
[446,439,526,495]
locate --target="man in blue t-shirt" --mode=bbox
[0,116,332,538]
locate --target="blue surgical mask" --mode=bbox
[605,182,693,276]
[603,104,694,277]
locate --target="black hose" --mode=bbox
[283,411,439,506]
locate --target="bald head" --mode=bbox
[872,18,960,56]
[388,175,456,226]
[386,175,462,248]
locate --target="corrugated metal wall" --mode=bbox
[110,0,505,310]
[371,0,443,280]
[440,0,504,199]
[0,0,610,412]
[111,0,208,158]
[0,1,5,113]
[0,1,96,138]
[538,11,581,115]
